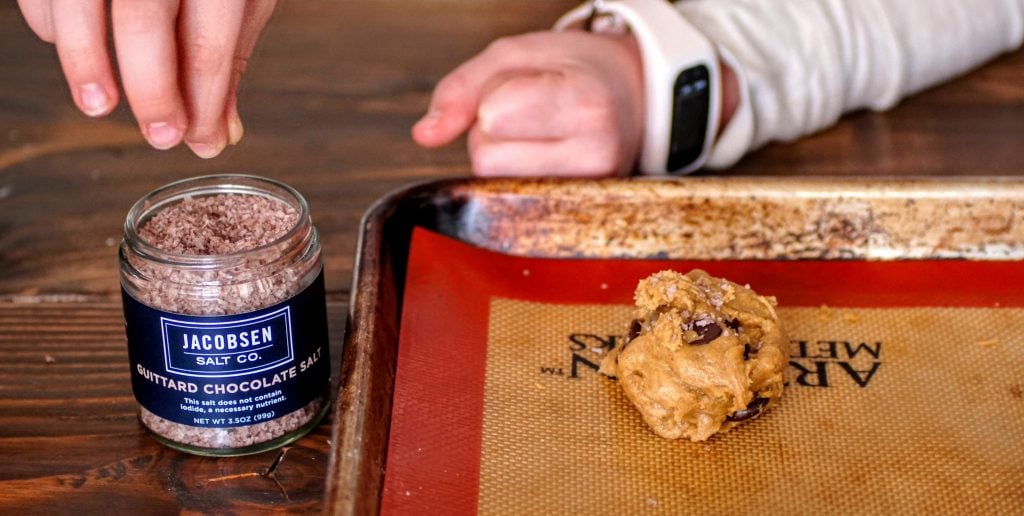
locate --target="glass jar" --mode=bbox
[119,174,331,456]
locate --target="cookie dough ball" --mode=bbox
[601,270,789,441]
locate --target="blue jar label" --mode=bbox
[122,270,330,428]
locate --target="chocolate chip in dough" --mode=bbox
[726,397,769,422]
[688,322,723,346]
[628,319,642,342]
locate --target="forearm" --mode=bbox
[679,0,1024,167]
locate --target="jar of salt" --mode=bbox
[119,174,331,456]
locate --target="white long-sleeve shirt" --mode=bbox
[673,0,1024,168]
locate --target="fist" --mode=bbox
[413,31,645,177]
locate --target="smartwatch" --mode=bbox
[556,0,720,174]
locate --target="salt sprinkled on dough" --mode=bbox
[602,269,789,442]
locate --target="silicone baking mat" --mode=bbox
[382,227,1024,515]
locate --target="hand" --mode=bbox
[413,31,645,177]
[17,0,277,158]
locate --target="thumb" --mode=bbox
[412,75,480,148]
[413,34,554,148]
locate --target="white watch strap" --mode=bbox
[704,45,753,169]
[557,0,721,174]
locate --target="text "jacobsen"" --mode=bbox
[182,326,273,351]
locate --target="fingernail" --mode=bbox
[146,122,182,149]
[187,141,225,159]
[227,112,244,145]
[418,108,442,127]
[79,83,110,116]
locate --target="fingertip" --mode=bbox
[411,108,449,147]
[49,0,119,117]
[187,141,227,160]
[144,121,184,150]
[227,109,244,146]
[185,124,229,159]
[415,72,480,147]
[419,107,443,127]
[76,82,117,117]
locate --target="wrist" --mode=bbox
[609,32,646,175]
[557,0,722,175]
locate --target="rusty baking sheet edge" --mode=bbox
[323,176,1024,515]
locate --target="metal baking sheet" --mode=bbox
[324,177,1024,515]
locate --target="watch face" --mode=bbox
[667,64,711,172]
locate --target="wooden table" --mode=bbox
[1,1,1022,513]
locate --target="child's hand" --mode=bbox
[16,0,277,158]
[413,31,645,177]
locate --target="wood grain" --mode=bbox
[0,1,576,513]
[0,302,344,514]
[2,0,1023,513]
